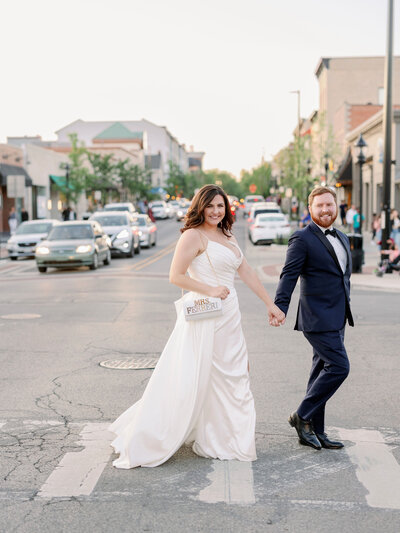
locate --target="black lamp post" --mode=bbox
[355,133,367,235]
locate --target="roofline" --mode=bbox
[314,55,400,78]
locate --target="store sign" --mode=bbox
[7,175,25,198]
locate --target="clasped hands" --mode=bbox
[268,305,286,327]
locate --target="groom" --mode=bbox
[274,186,353,450]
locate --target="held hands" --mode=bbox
[268,304,286,327]
[209,285,230,300]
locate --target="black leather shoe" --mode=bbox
[288,412,321,450]
[316,433,344,449]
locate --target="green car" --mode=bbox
[35,221,111,273]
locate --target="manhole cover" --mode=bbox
[1,313,41,320]
[99,357,159,370]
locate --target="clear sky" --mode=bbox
[1,0,399,177]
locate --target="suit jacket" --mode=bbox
[274,222,354,332]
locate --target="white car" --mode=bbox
[104,202,137,215]
[249,213,291,245]
[246,202,282,228]
[243,195,265,217]
[150,201,172,219]
[6,219,60,260]
[132,214,157,247]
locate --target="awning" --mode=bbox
[0,163,33,187]
[50,174,75,190]
[336,147,352,185]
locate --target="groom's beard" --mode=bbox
[310,209,338,228]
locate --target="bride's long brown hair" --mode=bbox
[181,184,233,237]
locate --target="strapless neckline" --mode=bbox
[204,239,242,261]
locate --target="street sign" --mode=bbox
[249,184,257,193]
[7,175,25,198]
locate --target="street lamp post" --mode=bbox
[355,134,367,235]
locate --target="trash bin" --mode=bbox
[348,233,363,273]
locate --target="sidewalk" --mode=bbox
[258,230,400,293]
[0,232,9,260]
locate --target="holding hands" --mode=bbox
[268,304,286,327]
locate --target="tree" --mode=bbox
[240,162,272,198]
[86,152,118,205]
[203,169,242,198]
[56,133,89,204]
[115,159,153,200]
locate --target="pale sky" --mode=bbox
[2,0,399,177]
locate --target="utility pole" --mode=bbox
[381,0,394,251]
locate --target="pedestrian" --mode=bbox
[275,186,353,450]
[8,206,17,235]
[345,204,357,231]
[299,208,311,228]
[62,206,70,221]
[352,207,364,234]
[390,209,400,249]
[68,207,76,220]
[109,184,285,468]
[21,208,29,222]
[339,201,347,226]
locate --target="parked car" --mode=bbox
[104,202,137,215]
[132,214,157,248]
[243,195,265,217]
[89,212,140,257]
[35,221,111,273]
[6,219,60,260]
[167,200,181,214]
[248,213,291,245]
[150,201,171,219]
[246,202,282,227]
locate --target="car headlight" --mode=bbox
[36,246,50,255]
[138,230,143,236]
[177,210,183,216]
[76,244,93,253]
[116,229,129,239]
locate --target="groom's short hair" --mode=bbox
[308,186,337,207]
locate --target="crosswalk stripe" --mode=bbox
[197,460,256,505]
[37,423,113,499]
[338,428,400,510]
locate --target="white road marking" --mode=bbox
[37,423,113,499]
[0,422,5,429]
[198,460,256,505]
[338,428,400,509]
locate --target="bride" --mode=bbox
[109,184,285,468]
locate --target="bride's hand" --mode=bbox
[268,304,286,327]
[208,285,230,300]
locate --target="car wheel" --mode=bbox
[104,248,111,265]
[128,243,135,258]
[10,257,17,261]
[90,252,99,270]
[152,235,156,247]
[135,242,141,255]
[38,266,47,273]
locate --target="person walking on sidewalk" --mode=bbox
[345,204,357,232]
[274,186,353,450]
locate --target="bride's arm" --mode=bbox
[169,229,230,299]
[230,234,285,326]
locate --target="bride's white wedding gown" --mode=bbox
[109,237,257,468]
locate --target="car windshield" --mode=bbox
[247,198,263,203]
[254,208,280,216]
[16,223,53,235]
[132,218,146,226]
[93,215,127,226]
[104,206,129,211]
[48,225,94,240]
[152,203,164,208]
[257,215,286,223]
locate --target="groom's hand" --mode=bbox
[268,305,286,327]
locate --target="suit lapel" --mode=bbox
[336,230,351,275]
[309,222,342,274]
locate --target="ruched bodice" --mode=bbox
[188,240,243,290]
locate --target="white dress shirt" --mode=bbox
[314,223,348,274]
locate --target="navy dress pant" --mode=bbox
[297,328,350,434]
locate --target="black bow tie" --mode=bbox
[324,229,337,238]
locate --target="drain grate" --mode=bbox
[99,356,159,370]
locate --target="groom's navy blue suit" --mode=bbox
[274,221,353,433]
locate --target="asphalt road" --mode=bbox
[0,216,399,533]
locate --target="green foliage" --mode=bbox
[240,162,272,198]
[86,152,118,204]
[203,169,242,198]
[57,133,89,204]
[275,135,313,202]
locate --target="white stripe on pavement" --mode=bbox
[338,428,400,509]
[37,423,113,499]
[0,422,5,429]
[198,460,256,505]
